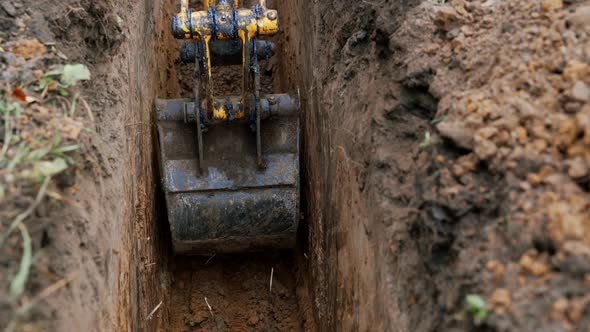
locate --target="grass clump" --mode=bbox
[466,294,488,324]
[0,63,91,331]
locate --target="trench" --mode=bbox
[163,7,312,330]
[7,0,580,330]
[133,0,316,331]
[108,0,434,330]
[1,0,445,330]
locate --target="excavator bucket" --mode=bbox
[156,96,300,254]
[157,0,300,254]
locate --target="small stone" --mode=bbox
[61,118,83,140]
[474,137,497,160]
[519,250,549,276]
[460,25,474,36]
[434,6,461,31]
[489,288,512,314]
[452,162,465,177]
[512,98,537,118]
[547,202,588,246]
[247,312,258,326]
[563,60,589,83]
[567,142,588,158]
[555,118,578,149]
[568,6,590,29]
[0,0,17,17]
[32,69,43,80]
[542,0,563,12]
[486,260,505,280]
[531,139,547,152]
[455,5,468,17]
[550,298,569,321]
[475,126,498,139]
[513,126,528,144]
[564,101,582,114]
[437,121,474,150]
[527,172,543,185]
[562,241,590,257]
[566,157,588,179]
[572,81,590,102]
[458,154,477,172]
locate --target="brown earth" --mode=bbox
[1,0,175,330]
[2,0,590,331]
[168,254,310,331]
[281,0,590,330]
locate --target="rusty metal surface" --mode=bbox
[164,153,296,192]
[156,98,299,254]
[156,94,299,125]
[180,40,275,66]
[167,188,298,253]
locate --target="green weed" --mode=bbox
[466,294,488,324]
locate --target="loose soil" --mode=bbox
[281,0,590,330]
[2,0,590,331]
[168,254,307,331]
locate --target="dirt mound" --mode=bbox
[281,0,590,330]
[424,1,590,330]
[0,0,157,330]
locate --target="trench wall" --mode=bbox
[278,2,381,330]
[105,0,178,330]
[278,1,430,331]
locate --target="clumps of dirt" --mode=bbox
[0,0,123,330]
[281,0,590,330]
[400,0,590,330]
[419,0,590,329]
[48,0,125,57]
[0,34,96,332]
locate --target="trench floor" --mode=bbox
[168,253,306,331]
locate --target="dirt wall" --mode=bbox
[16,0,179,330]
[281,0,590,330]
[113,0,175,329]
[278,1,435,330]
[97,0,179,329]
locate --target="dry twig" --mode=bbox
[269,267,274,294]
[204,297,214,319]
[146,300,163,320]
